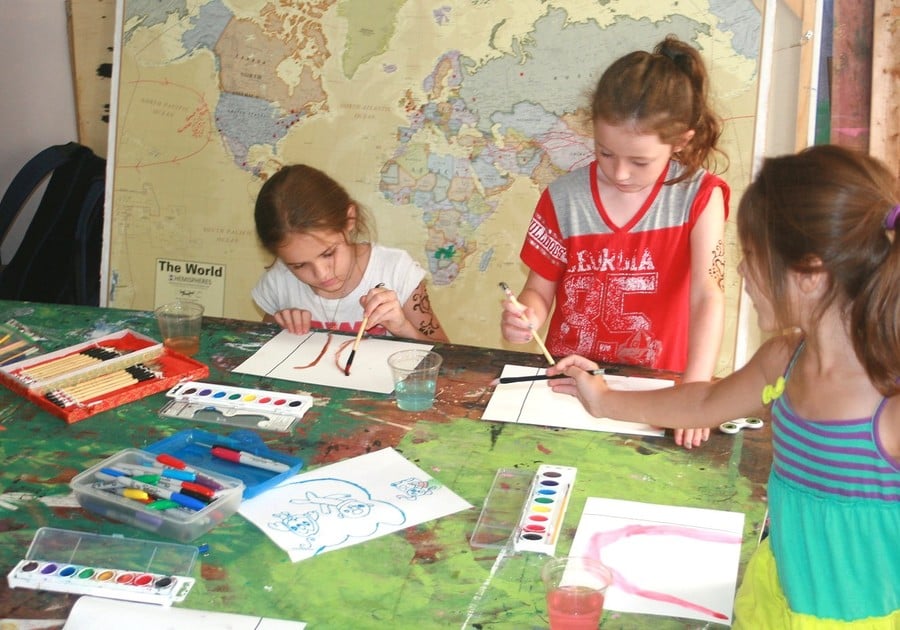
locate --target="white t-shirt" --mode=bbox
[251,243,426,334]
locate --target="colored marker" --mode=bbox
[146,499,180,511]
[102,473,208,511]
[115,463,180,479]
[156,477,216,500]
[99,486,151,504]
[154,453,224,490]
[209,445,290,473]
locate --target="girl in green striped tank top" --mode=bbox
[547,144,900,628]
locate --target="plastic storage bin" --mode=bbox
[145,428,303,499]
[70,448,244,542]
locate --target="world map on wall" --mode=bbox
[108,0,760,363]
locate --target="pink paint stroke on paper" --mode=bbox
[587,523,742,621]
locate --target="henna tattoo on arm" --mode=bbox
[708,239,726,291]
[411,283,444,338]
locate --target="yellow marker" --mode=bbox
[122,488,150,501]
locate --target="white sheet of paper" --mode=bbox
[481,365,671,436]
[239,447,472,562]
[569,497,745,625]
[232,330,433,393]
[64,596,306,629]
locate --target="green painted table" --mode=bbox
[0,301,770,629]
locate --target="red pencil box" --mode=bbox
[0,329,208,423]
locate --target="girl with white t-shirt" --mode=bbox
[252,164,449,342]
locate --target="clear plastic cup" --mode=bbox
[542,556,613,629]
[387,349,442,411]
[155,300,204,357]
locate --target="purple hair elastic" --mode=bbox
[884,204,900,230]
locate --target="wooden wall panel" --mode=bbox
[870,0,900,176]
[830,0,874,151]
[66,0,116,158]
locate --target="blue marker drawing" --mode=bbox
[267,478,405,555]
[391,477,436,500]
[241,447,472,562]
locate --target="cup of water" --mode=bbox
[387,349,442,412]
[155,300,204,357]
[542,556,613,629]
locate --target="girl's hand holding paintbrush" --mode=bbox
[500,298,539,342]
[544,354,611,416]
[357,282,404,334]
[499,282,555,365]
[500,292,541,343]
[343,283,387,375]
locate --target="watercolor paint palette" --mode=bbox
[470,468,535,549]
[470,465,577,555]
[513,464,577,555]
[6,527,197,606]
[164,381,313,422]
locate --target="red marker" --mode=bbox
[156,477,217,500]
[155,453,224,490]
[210,445,290,473]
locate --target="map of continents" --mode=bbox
[108,0,759,361]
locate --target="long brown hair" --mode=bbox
[254,164,374,253]
[737,144,900,395]
[591,35,726,183]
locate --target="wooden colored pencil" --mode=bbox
[66,373,138,401]
[22,354,98,379]
[0,340,27,357]
[0,346,38,365]
[20,346,119,380]
[45,365,158,407]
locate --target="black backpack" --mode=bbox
[0,142,106,305]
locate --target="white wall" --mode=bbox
[0,0,78,263]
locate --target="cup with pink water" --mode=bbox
[542,556,613,629]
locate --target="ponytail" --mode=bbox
[738,145,900,395]
[854,201,900,395]
[591,35,727,183]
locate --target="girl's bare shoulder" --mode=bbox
[750,329,803,380]
[879,397,900,462]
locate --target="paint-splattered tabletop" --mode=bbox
[0,300,770,629]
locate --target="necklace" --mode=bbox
[314,292,343,330]
[311,243,364,330]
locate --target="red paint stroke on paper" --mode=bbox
[587,524,741,621]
